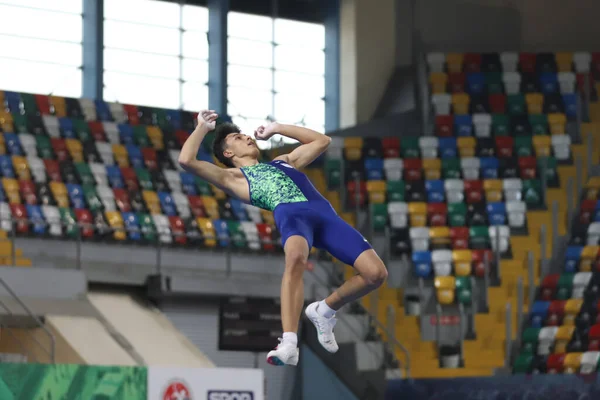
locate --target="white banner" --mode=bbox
[148,366,264,400]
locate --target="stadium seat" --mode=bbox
[434,276,456,305]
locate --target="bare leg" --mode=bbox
[324,249,387,310]
[281,235,310,333]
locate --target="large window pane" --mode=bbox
[104,0,179,27]
[104,49,179,79]
[275,19,324,49]
[0,0,82,14]
[182,5,209,32]
[275,71,324,97]
[228,87,272,119]
[3,36,81,66]
[104,72,179,109]
[0,59,81,97]
[228,66,272,90]
[228,39,273,68]
[231,117,267,136]
[0,5,82,42]
[228,12,272,41]
[181,82,209,111]
[182,59,209,83]
[274,94,324,127]
[104,20,179,55]
[274,45,324,74]
[182,31,209,60]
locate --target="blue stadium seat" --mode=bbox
[480,157,499,179]
[530,301,551,328]
[180,172,197,195]
[467,72,485,94]
[59,117,76,138]
[0,184,6,203]
[439,138,458,158]
[0,155,15,178]
[126,145,144,169]
[94,99,112,121]
[26,204,46,235]
[229,198,248,221]
[3,91,21,112]
[105,165,124,189]
[413,251,432,278]
[213,219,230,247]
[167,110,182,130]
[364,158,384,180]
[425,180,445,203]
[3,134,22,156]
[562,94,578,119]
[454,115,473,137]
[197,148,213,163]
[122,212,141,241]
[157,191,177,216]
[119,124,135,145]
[487,202,507,225]
[565,246,583,273]
[66,184,85,209]
[539,72,558,93]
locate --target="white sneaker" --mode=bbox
[305,301,339,353]
[266,339,299,366]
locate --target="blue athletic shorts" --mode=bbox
[273,200,372,266]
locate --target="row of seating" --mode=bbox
[1,90,198,130]
[513,351,600,374]
[429,71,579,95]
[427,52,596,74]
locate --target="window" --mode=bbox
[227,13,325,138]
[0,1,83,97]
[103,0,208,110]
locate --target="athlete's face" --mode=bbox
[223,132,260,161]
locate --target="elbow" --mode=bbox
[320,135,332,150]
[178,156,193,170]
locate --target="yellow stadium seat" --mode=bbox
[366,180,386,204]
[580,246,600,272]
[344,137,363,161]
[555,52,573,73]
[196,217,216,247]
[12,156,31,181]
[200,195,219,219]
[429,226,450,248]
[533,135,551,157]
[451,93,470,115]
[325,191,341,212]
[2,178,20,204]
[429,72,448,94]
[548,113,567,135]
[341,212,355,227]
[525,93,544,114]
[146,126,164,150]
[554,325,575,354]
[563,299,583,326]
[484,179,503,202]
[408,202,427,227]
[586,176,600,189]
[105,211,126,241]
[66,139,84,162]
[49,96,67,117]
[0,134,6,155]
[563,352,582,374]
[49,181,69,208]
[260,209,274,225]
[423,158,441,180]
[435,276,456,305]
[112,144,129,167]
[211,185,227,200]
[446,53,463,73]
[452,249,472,276]
[0,91,4,108]
[0,111,14,132]
[457,137,476,157]
[142,191,162,214]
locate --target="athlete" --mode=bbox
[179,110,388,366]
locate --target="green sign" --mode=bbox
[0,363,147,400]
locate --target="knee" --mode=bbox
[363,263,388,288]
[285,250,307,275]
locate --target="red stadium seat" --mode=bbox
[75,208,94,238]
[141,147,158,171]
[448,72,466,93]
[489,94,507,114]
[168,216,187,245]
[464,180,484,204]
[123,105,140,125]
[546,353,565,373]
[43,160,62,182]
[546,300,566,326]
[473,249,493,277]
[35,95,51,115]
[435,115,453,137]
[120,167,139,192]
[113,188,132,212]
[464,53,482,73]
[518,156,537,179]
[541,274,560,301]
[18,180,37,205]
[427,203,448,226]
[256,223,275,251]
[50,138,69,162]
[382,137,400,158]
[450,227,469,250]
[10,204,28,234]
[580,199,598,224]
[495,136,514,158]
[88,121,107,142]
[188,195,206,218]
[175,130,190,148]
[346,181,367,207]
[403,158,423,181]
[519,53,536,73]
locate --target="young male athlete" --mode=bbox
[179,110,388,366]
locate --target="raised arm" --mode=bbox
[178,110,233,190]
[255,123,331,169]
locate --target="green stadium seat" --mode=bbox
[133,126,151,147]
[59,207,79,238]
[82,184,103,212]
[529,114,548,135]
[386,180,405,202]
[75,163,95,186]
[72,119,92,142]
[325,158,341,188]
[137,212,157,242]
[135,168,154,191]
[36,135,54,159]
[521,327,541,354]
[513,353,533,373]
[448,202,467,226]
[455,276,472,304]
[154,108,169,130]
[515,135,533,157]
[195,177,213,195]
[401,137,420,158]
[20,93,38,116]
[538,156,558,185]
[469,226,490,249]
[485,72,503,94]
[507,94,526,115]
[523,179,543,207]
[492,114,510,136]
[557,273,574,300]
[371,203,388,232]
[12,113,28,134]
[227,221,247,248]
[442,158,461,179]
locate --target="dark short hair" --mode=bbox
[212,122,241,168]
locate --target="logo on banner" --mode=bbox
[207,391,254,400]
[163,380,192,400]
